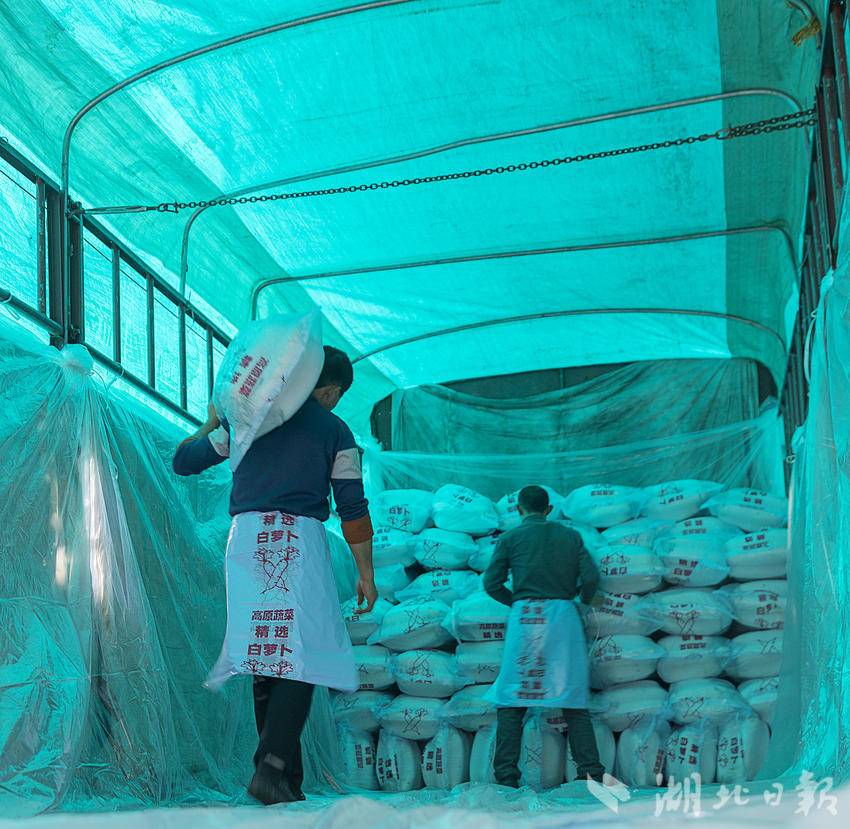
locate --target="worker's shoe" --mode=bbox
[248,756,300,805]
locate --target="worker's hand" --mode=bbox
[355,576,378,615]
[204,401,220,431]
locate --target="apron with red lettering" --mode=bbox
[206,510,357,692]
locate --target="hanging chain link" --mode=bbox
[73,108,817,216]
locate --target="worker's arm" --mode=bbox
[330,424,376,612]
[578,544,600,604]
[482,535,513,606]
[172,403,229,476]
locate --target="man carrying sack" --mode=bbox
[483,485,605,787]
[173,345,376,805]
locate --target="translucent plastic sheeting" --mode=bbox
[764,266,850,784]
[0,2,820,432]
[388,358,759,455]
[0,321,349,818]
[366,407,785,502]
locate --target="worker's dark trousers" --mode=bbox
[494,707,605,787]
[252,676,314,791]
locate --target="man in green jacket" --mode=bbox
[483,485,605,787]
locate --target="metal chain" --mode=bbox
[73,108,817,216]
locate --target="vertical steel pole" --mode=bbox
[206,328,215,400]
[36,179,47,314]
[146,275,156,389]
[68,216,84,343]
[112,246,122,364]
[45,190,65,347]
[830,2,850,154]
[179,307,188,411]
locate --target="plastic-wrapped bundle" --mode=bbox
[468,534,499,572]
[414,529,478,571]
[594,680,668,732]
[455,641,505,684]
[442,684,497,732]
[654,519,738,587]
[738,676,779,726]
[589,635,665,689]
[602,518,674,548]
[372,528,417,568]
[725,631,784,680]
[370,489,434,534]
[422,725,471,789]
[723,580,787,629]
[591,545,665,594]
[392,650,471,698]
[469,723,498,784]
[656,635,730,684]
[444,591,509,642]
[641,480,724,522]
[375,730,423,791]
[367,598,454,651]
[725,529,789,580]
[716,714,771,784]
[496,487,564,531]
[667,678,750,725]
[665,720,718,784]
[339,727,378,790]
[640,588,733,636]
[581,591,658,636]
[353,645,394,690]
[701,488,788,532]
[374,564,412,603]
[212,310,323,470]
[432,485,499,536]
[558,519,606,551]
[616,717,671,787]
[519,713,566,791]
[333,690,395,733]
[340,597,394,645]
[565,718,616,781]
[395,569,481,604]
[378,695,445,741]
[562,484,646,528]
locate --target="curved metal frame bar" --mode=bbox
[182,86,806,297]
[250,223,796,318]
[351,306,788,364]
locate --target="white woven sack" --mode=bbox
[414,529,478,571]
[333,690,395,733]
[442,684,497,732]
[367,598,453,651]
[702,489,788,532]
[469,723,498,784]
[716,714,771,784]
[212,310,323,470]
[723,580,787,629]
[443,591,510,642]
[589,634,665,689]
[557,519,605,551]
[422,725,471,789]
[640,588,733,636]
[340,597,394,645]
[339,727,378,790]
[374,564,412,603]
[602,518,674,548]
[738,676,779,726]
[656,635,730,684]
[392,650,471,698]
[468,534,499,572]
[616,717,671,787]
[372,528,416,568]
[395,569,481,604]
[725,631,784,680]
[642,480,725,523]
[519,714,566,791]
[432,485,499,536]
[370,489,434,534]
[668,678,750,725]
[725,529,789,580]
[456,641,505,684]
[378,695,445,741]
[353,645,394,690]
[594,680,668,732]
[581,591,658,637]
[591,545,665,594]
[375,730,423,792]
[665,721,718,784]
[562,484,646,528]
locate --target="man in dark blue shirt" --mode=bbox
[174,346,376,805]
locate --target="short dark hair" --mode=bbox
[315,346,353,393]
[518,485,549,514]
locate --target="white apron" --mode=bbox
[206,510,357,692]
[485,599,590,709]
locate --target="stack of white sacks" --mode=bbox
[332,480,789,792]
